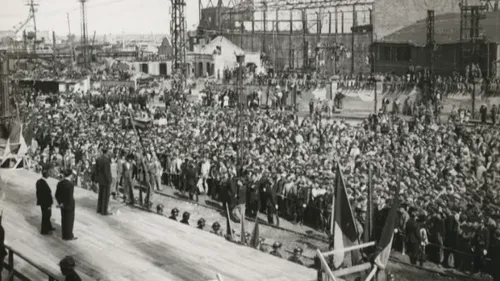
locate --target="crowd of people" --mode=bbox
[8,74,497,279]
[11,61,90,81]
[222,69,500,101]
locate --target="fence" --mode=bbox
[316,241,376,281]
[2,244,60,281]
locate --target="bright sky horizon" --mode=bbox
[0,0,201,36]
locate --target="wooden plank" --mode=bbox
[0,169,317,281]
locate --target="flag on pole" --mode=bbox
[132,118,153,130]
[373,182,401,270]
[23,117,35,146]
[225,204,234,241]
[249,217,260,249]
[331,163,361,269]
[18,124,28,156]
[2,139,11,158]
[364,164,373,243]
[240,218,246,244]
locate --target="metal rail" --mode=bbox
[3,244,61,281]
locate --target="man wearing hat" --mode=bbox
[288,247,304,265]
[491,228,500,281]
[59,256,81,281]
[183,158,198,202]
[405,209,422,265]
[55,169,77,241]
[36,168,56,235]
[210,222,223,236]
[122,154,135,204]
[270,242,283,258]
[473,217,491,275]
[94,146,113,215]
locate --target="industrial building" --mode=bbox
[195,0,374,75]
[194,0,499,76]
[188,35,262,78]
[373,11,500,77]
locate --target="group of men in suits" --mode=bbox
[37,168,77,241]
[35,147,115,241]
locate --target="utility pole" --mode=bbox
[262,1,267,57]
[52,31,57,66]
[426,10,435,103]
[351,4,357,74]
[171,0,187,89]
[0,51,11,119]
[67,13,72,36]
[79,0,89,67]
[67,13,75,65]
[236,53,245,177]
[460,3,486,118]
[370,9,377,113]
[27,0,38,54]
[302,10,308,69]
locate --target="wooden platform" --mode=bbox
[0,169,317,281]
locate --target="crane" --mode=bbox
[12,15,34,36]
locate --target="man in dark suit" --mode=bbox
[0,213,7,280]
[122,155,135,204]
[36,170,55,235]
[186,159,198,202]
[55,169,77,241]
[59,256,82,281]
[405,210,422,265]
[474,218,491,274]
[233,177,246,223]
[262,177,278,225]
[94,147,113,215]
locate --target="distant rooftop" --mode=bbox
[379,11,500,46]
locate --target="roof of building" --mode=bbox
[199,36,244,55]
[379,11,500,46]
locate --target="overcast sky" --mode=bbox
[0,0,201,35]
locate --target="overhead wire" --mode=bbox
[2,0,133,19]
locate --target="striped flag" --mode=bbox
[373,183,401,270]
[132,118,153,130]
[331,164,361,269]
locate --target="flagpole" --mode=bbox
[364,266,378,281]
[364,163,373,243]
[330,162,337,235]
[225,204,235,241]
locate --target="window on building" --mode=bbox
[378,45,411,62]
[395,46,411,61]
[381,46,391,61]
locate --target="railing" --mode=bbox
[3,244,60,281]
[316,241,376,281]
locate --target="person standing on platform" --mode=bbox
[59,256,82,281]
[0,212,7,281]
[55,169,77,241]
[36,169,55,235]
[94,147,113,216]
[122,154,135,204]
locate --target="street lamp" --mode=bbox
[235,53,245,176]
